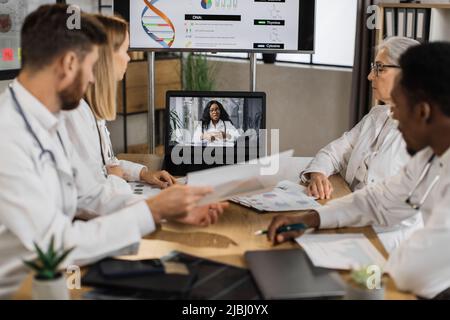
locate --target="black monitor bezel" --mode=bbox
[165,90,267,151]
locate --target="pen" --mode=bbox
[254,223,308,236]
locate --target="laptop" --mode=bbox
[163,91,266,176]
[245,249,346,300]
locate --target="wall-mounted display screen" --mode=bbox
[128,0,315,53]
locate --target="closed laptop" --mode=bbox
[245,249,346,300]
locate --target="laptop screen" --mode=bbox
[166,92,266,148]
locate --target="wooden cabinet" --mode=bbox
[155,59,183,110]
[117,58,182,115]
[116,55,182,153]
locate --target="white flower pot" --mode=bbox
[345,284,385,300]
[32,274,70,300]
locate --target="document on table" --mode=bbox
[296,233,387,270]
[187,150,294,206]
[128,182,161,198]
[231,180,320,212]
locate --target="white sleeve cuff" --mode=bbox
[120,160,147,182]
[131,201,156,236]
[316,193,362,229]
[299,169,328,184]
[316,205,341,229]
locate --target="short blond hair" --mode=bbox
[85,14,128,121]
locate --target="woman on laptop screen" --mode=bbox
[193,100,240,146]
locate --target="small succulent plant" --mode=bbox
[23,235,75,280]
[350,266,384,290]
[350,267,372,289]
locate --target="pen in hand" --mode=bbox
[254,223,308,236]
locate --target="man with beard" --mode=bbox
[0,4,224,298]
[265,42,450,300]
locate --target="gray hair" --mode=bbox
[377,36,420,65]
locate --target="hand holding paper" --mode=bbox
[187,150,294,206]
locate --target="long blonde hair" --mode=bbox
[85,14,128,121]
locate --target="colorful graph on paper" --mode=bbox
[141,0,176,48]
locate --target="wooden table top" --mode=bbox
[13,155,416,300]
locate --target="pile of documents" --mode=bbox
[187,150,294,206]
[296,233,387,270]
[231,180,320,212]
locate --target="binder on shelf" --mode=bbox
[397,8,407,37]
[384,8,396,38]
[415,9,431,42]
[406,8,416,39]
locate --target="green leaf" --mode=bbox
[39,269,56,280]
[47,235,56,263]
[23,260,42,273]
[183,53,216,91]
[53,246,75,269]
[33,242,51,270]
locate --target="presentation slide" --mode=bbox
[130,0,305,52]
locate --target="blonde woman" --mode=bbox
[64,14,227,227]
[65,15,175,191]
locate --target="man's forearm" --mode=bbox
[304,210,321,228]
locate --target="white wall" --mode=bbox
[212,60,352,156]
[108,59,353,157]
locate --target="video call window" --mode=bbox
[168,96,265,147]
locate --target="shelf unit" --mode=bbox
[376,2,450,45]
[116,53,182,153]
[370,2,450,106]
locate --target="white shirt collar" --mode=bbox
[210,120,224,128]
[438,145,450,167]
[12,79,60,133]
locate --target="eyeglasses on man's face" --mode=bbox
[370,62,400,77]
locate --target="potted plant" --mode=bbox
[23,235,75,300]
[345,266,385,300]
[183,53,217,91]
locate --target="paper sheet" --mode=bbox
[128,182,161,198]
[187,150,294,206]
[296,233,387,270]
[231,180,320,212]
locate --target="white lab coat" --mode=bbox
[317,147,450,299]
[301,105,417,252]
[192,120,240,145]
[64,100,146,186]
[301,105,410,189]
[0,81,155,298]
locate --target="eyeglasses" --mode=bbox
[405,155,440,210]
[370,62,400,77]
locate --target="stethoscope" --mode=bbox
[9,84,71,209]
[405,154,440,210]
[88,106,118,177]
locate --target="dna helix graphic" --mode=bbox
[141,0,176,48]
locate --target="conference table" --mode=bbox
[13,155,415,300]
